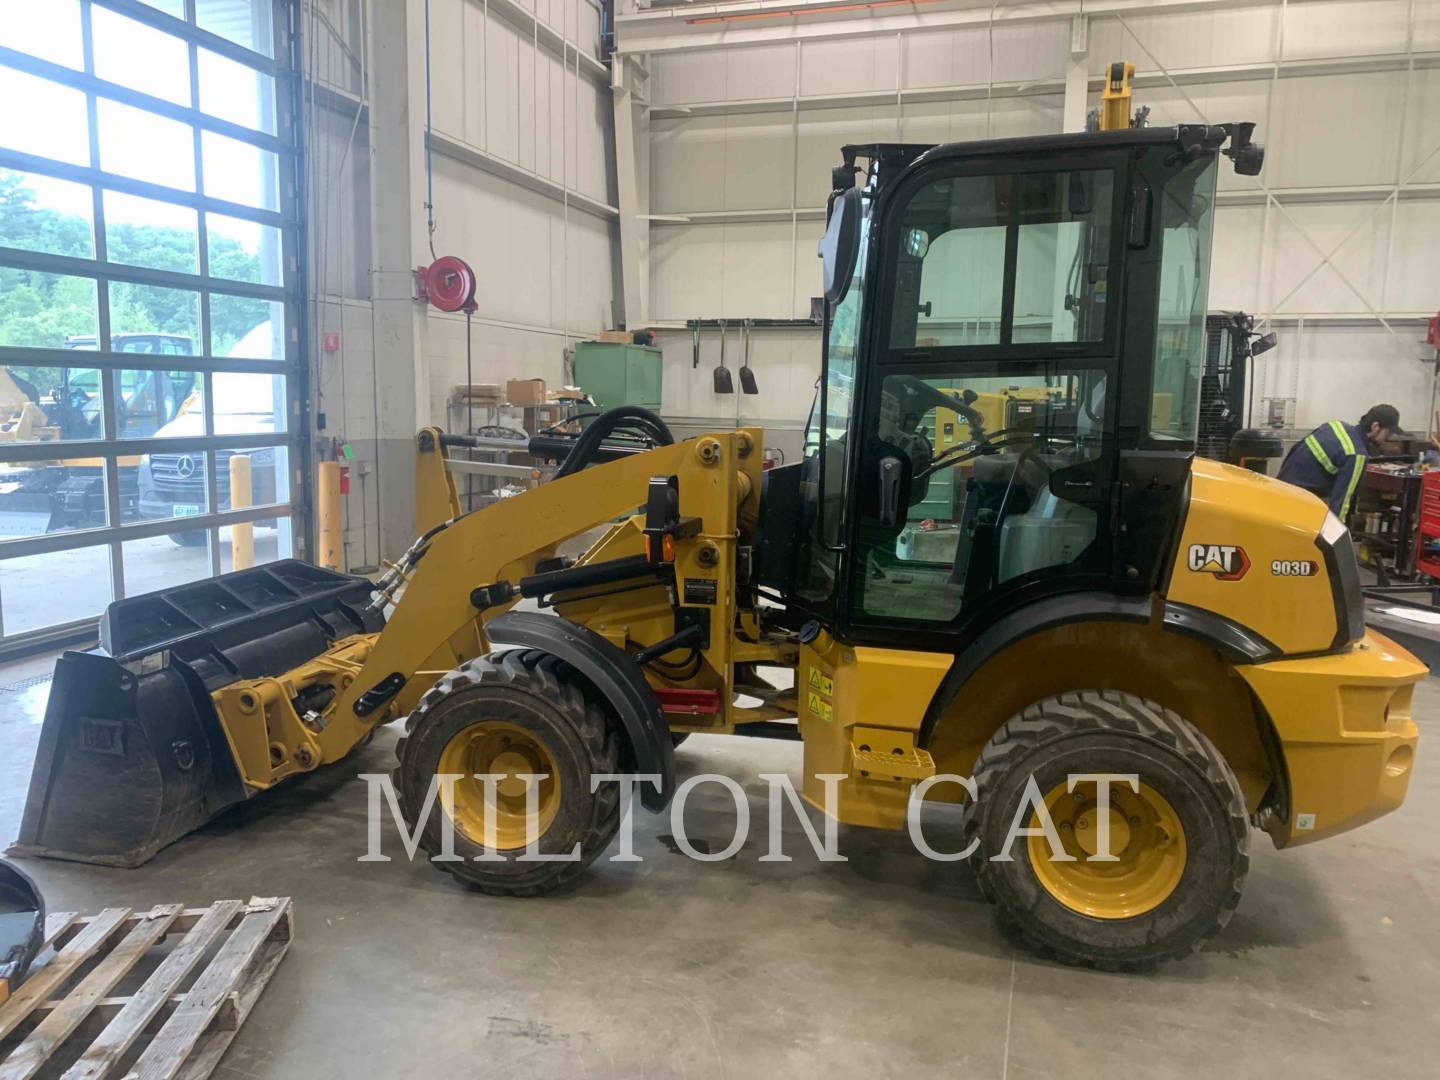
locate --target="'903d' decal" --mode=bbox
[1271,559,1319,577]
[1187,543,1250,581]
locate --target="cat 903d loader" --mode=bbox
[15,121,1425,970]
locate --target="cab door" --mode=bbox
[844,154,1127,641]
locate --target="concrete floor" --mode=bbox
[0,655,1437,1079]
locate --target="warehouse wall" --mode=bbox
[306,0,619,569]
[624,0,1440,434]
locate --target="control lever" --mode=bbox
[878,456,902,526]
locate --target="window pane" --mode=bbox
[210,295,282,358]
[890,171,1113,348]
[1152,158,1219,442]
[108,281,201,349]
[0,459,108,539]
[113,368,201,438]
[92,6,191,106]
[197,0,275,59]
[0,169,94,258]
[221,444,287,508]
[0,0,84,70]
[210,372,284,434]
[97,98,196,191]
[0,270,98,350]
[859,367,1107,623]
[206,212,282,285]
[199,49,277,135]
[220,517,290,571]
[103,190,199,274]
[891,176,1004,348]
[1012,172,1113,344]
[0,68,90,165]
[798,196,871,603]
[123,530,212,596]
[133,449,209,523]
[0,543,113,634]
[201,131,279,210]
[0,362,105,443]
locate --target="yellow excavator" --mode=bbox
[15,116,1424,970]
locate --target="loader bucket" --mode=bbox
[11,560,383,867]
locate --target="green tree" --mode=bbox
[0,168,265,363]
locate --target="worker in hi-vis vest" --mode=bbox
[1276,403,1404,522]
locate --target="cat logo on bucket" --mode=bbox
[1187,543,1250,581]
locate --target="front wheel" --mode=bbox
[965,691,1249,971]
[393,650,620,896]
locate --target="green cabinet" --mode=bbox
[573,342,663,416]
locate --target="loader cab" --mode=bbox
[796,126,1257,647]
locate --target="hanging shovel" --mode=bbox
[739,318,759,395]
[713,319,734,394]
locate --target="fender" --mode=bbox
[485,611,675,812]
[918,591,1151,746]
[1160,601,1279,663]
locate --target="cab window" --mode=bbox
[890,170,1114,350]
[1149,157,1217,443]
[857,366,1109,623]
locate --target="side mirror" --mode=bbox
[1251,331,1278,357]
[818,187,862,306]
[1222,121,1265,177]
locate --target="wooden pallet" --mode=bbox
[0,897,292,1080]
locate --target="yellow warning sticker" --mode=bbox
[806,668,834,697]
[806,691,834,723]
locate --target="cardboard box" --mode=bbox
[506,378,547,405]
[548,385,588,402]
[451,383,502,403]
[598,330,632,343]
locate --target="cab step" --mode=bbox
[849,725,936,783]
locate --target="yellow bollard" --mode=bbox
[317,460,342,570]
[228,453,254,570]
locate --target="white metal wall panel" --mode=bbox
[1087,6,1281,72]
[634,0,1437,434]
[1282,0,1412,59]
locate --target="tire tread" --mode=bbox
[964,690,1250,971]
[392,648,620,896]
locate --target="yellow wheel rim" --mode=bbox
[437,721,561,851]
[1027,778,1187,920]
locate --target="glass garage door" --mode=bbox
[0,0,305,652]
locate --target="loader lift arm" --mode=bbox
[315,428,765,772]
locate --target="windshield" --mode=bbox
[799,192,873,601]
[1149,157,1218,443]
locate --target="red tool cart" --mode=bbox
[1415,470,1440,579]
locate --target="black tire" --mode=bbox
[168,531,207,547]
[964,690,1249,971]
[670,732,690,748]
[393,649,620,896]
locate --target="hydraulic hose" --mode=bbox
[553,406,673,479]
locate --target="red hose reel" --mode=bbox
[415,255,477,313]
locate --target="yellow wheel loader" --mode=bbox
[15,123,1425,969]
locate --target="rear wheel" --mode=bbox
[168,531,207,547]
[965,691,1249,970]
[393,649,620,895]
